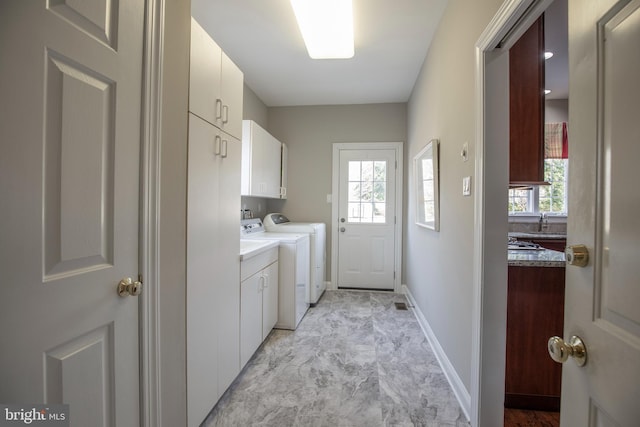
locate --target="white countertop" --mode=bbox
[239,239,279,261]
[508,248,566,267]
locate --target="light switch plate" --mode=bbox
[463,176,471,196]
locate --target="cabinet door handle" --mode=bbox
[221,139,228,158]
[215,98,223,120]
[280,187,286,197]
[214,135,221,156]
[222,104,229,124]
[259,275,265,292]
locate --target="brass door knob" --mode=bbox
[565,244,589,267]
[548,335,587,367]
[117,277,143,297]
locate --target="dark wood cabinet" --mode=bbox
[509,16,546,185]
[505,265,565,411]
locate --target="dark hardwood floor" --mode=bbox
[504,408,560,427]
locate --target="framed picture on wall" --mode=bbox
[414,139,440,231]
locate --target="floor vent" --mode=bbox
[394,302,408,310]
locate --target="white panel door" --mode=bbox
[561,0,640,424]
[0,0,144,426]
[337,149,397,290]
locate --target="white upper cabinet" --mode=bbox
[189,18,243,139]
[241,120,287,199]
[220,52,244,139]
[189,18,221,124]
[280,142,288,199]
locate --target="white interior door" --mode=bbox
[561,0,640,424]
[0,1,144,425]
[336,148,397,290]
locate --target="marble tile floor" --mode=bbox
[203,290,470,427]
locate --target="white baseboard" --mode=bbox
[402,285,471,421]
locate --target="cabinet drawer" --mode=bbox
[240,247,278,281]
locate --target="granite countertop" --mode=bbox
[508,248,566,267]
[508,232,567,240]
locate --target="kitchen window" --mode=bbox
[508,158,569,215]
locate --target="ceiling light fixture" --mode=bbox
[544,89,552,95]
[544,51,554,60]
[290,0,354,59]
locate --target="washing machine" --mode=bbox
[263,213,326,304]
[241,219,310,330]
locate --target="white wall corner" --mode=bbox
[402,285,472,421]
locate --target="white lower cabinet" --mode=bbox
[261,261,279,338]
[240,248,279,367]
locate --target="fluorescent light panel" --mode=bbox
[290,0,354,59]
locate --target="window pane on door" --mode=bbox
[347,160,387,223]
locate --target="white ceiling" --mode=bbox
[191,0,449,107]
[191,0,568,107]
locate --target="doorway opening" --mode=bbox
[471,0,568,425]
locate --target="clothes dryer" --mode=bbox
[263,213,326,304]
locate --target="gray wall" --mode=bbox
[267,104,407,278]
[405,0,503,392]
[546,98,569,122]
[243,83,268,128]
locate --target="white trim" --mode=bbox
[140,0,163,425]
[403,285,471,421]
[471,1,551,426]
[330,142,404,293]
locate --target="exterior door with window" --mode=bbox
[559,0,640,424]
[335,147,398,290]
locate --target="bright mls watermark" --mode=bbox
[0,404,69,427]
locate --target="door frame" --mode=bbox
[330,142,404,293]
[140,0,162,424]
[139,0,192,425]
[471,0,554,425]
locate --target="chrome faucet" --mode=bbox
[538,213,548,232]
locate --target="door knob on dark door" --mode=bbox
[548,335,587,367]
